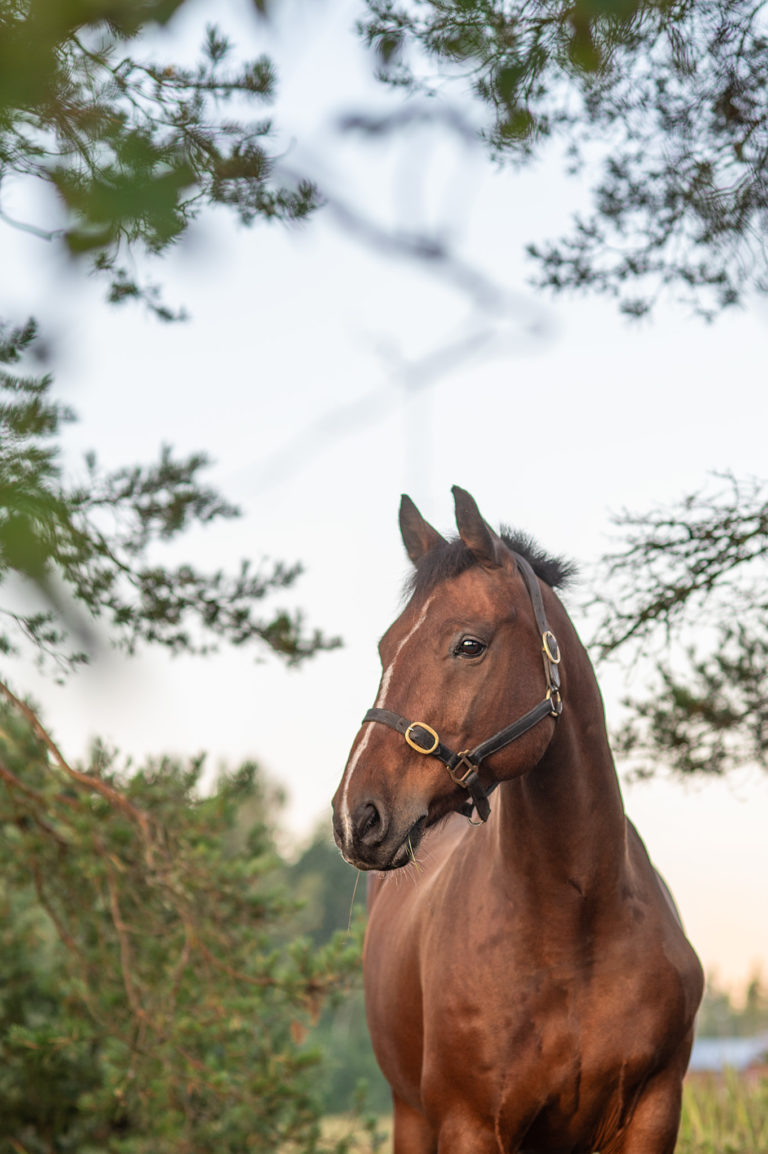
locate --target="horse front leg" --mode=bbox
[604,1058,690,1154]
[435,1117,501,1154]
[391,1097,499,1154]
[392,1094,437,1154]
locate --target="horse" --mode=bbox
[332,487,703,1154]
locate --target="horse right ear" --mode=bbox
[399,495,446,564]
[453,485,504,569]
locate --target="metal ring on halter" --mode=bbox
[405,722,440,755]
[546,687,563,716]
[542,631,561,664]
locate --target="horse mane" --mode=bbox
[406,527,576,598]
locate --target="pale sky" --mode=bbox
[2,0,767,995]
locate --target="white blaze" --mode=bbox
[337,594,435,842]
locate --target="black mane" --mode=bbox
[407,527,576,598]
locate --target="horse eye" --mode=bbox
[455,637,486,658]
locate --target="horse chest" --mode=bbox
[365,865,685,1134]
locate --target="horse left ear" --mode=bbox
[453,486,503,569]
[399,495,446,564]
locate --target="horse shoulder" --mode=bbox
[617,818,704,1018]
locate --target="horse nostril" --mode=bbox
[354,801,387,846]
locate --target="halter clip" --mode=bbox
[447,751,478,786]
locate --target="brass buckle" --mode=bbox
[542,630,561,664]
[447,751,477,787]
[404,722,439,755]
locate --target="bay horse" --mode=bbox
[332,487,703,1154]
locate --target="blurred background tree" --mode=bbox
[287,827,389,1115]
[696,967,768,1037]
[590,473,768,781]
[0,697,370,1151]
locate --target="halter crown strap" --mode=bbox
[361,554,563,824]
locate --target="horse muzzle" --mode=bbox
[332,796,428,871]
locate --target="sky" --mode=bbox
[2,0,768,996]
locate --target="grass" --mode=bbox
[678,1072,768,1154]
[320,1114,392,1152]
[322,1075,768,1153]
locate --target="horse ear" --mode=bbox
[452,486,503,569]
[399,495,446,564]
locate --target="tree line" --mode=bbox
[697,970,768,1039]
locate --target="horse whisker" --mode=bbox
[346,869,363,934]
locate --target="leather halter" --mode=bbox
[362,553,563,823]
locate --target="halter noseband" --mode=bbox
[362,554,563,824]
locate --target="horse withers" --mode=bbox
[332,487,703,1154]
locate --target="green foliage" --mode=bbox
[0,4,381,1147]
[0,694,364,1152]
[287,830,390,1116]
[593,473,768,779]
[0,11,350,1140]
[0,4,339,675]
[0,0,318,318]
[0,319,339,673]
[5,0,768,324]
[311,991,392,1120]
[363,0,768,317]
[614,624,768,778]
[364,0,653,136]
[288,824,368,946]
[6,0,767,323]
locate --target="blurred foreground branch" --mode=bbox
[365,0,768,318]
[0,319,339,674]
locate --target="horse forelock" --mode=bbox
[405,529,576,600]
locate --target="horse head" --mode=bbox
[332,486,565,870]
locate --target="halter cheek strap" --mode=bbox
[361,554,563,824]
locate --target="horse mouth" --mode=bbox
[388,816,427,869]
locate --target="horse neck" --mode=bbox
[493,606,627,895]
